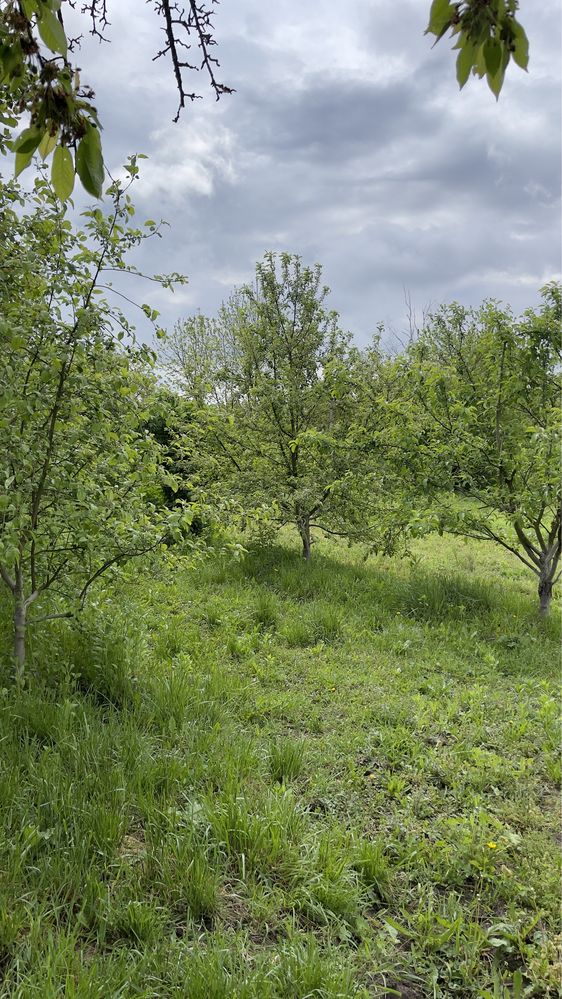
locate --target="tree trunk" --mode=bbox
[298,517,312,560]
[538,574,553,617]
[14,596,26,680]
[537,537,560,616]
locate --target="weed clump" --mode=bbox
[268,738,305,783]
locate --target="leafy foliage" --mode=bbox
[392,286,562,612]
[163,253,385,559]
[0,171,188,670]
[0,0,232,197]
[426,0,529,98]
[1,0,105,194]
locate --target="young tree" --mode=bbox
[343,337,430,557]
[398,287,561,614]
[161,296,244,408]
[0,172,187,675]
[165,253,368,560]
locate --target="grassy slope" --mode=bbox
[0,533,559,997]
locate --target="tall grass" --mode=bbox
[0,533,559,996]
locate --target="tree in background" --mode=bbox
[164,253,373,560]
[343,336,431,558]
[161,295,245,408]
[0,171,188,674]
[396,286,561,614]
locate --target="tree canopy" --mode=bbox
[389,286,561,614]
[0,169,189,672]
[163,254,365,559]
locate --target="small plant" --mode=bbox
[253,592,279,630]
[349,838,390,899]
[275,935,358,996]
[282,602,343,647]
[148,829,220,925]
[65,611,139,709]
[204,604,224,628]
[146,667,192,732]
[226,632,258,660]
[0,905,23,967]
[109,899,164,945]
[281,617,315,648]
[205,787,306,883]
[268,738,305,783]
[88,804,127,857]
[311,604,344,643]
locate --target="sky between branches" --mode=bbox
[59,0,562,344]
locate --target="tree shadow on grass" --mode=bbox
[239,542,561,643]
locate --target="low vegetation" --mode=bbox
[0,532,559,997]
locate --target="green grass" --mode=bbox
[0,531,560,996]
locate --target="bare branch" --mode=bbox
[27,612,74,626]
[151,0,234,121]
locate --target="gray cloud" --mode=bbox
[43,0,562,345]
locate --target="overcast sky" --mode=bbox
[67,0,561,345]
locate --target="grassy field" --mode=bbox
[0,533,560,997]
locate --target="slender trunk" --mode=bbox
[14,596,26,681]
[537,537,560,616]
[298,517,312,560]
[538,574,553,617]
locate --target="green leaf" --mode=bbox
[456,41,475,88]
[51,144,75,201]
[486,55,507,99]
[511,20,529,70]
[474,44,487,78]
[425,0,455,37]
[20,0,38,17]
[37,10,68,57]
[38,129,58,161]
[13,127,43,155]
[483,37,503,78]
[0,40,23,84]
[76,126,104,198]
[15,149,34,177]
[13,127,43,177]
[383,916,414,939]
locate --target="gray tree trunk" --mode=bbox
[14,596,26,679]
[298,517,312,560]
[537,540,560,617]
[538,574,553,617]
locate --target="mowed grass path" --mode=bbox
[0,534,559,996]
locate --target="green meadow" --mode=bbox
[0,533,559,997]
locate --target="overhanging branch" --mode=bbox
[151,0,234,121]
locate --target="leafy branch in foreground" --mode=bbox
[426,0,529,98]
[0,170,189,675]
[0,0,233,197]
